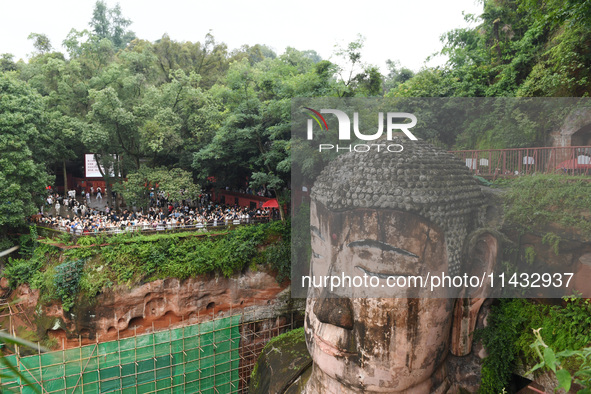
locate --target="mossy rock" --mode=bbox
[249,327,312,394]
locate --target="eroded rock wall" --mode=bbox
[3,268,303,349]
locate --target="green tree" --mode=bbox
[387,68,458,98]
[0,54,17,72]
[383,59,414,94]
[382,0,591,149]
[113,166,199,211]
[352,65,383,96]
[230,43,277,65]
[27,33,53,55]
[89,1,136,50]
[437,0,591,97]
[17,49,92,192]
[0,74,52,231]
[192,49,335,219]
[152,33,229,87]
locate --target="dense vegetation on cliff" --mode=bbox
[4,221,290,312]
[390,0,591,149]
[393,0,591,99]
[501,174,591,237]
[479,297,591,393]
[477,175,591,392]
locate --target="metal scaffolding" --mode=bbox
[0,309,299,394]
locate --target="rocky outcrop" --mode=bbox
[549,107,591,147]
[5,268,302,349]
[249,328,311,394]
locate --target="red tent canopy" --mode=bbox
[262,199,279,208]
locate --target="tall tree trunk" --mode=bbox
[114,154,121,211]
[62,159,68,194]
[106,182,113,210]
[94,153,117,211]
[270,187,286,222]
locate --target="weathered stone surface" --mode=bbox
[446,298,494,393]
[573,253,591,297]
[451,298,487,357]
[253,298,495,394]
[550,107,591,147]
[516,365,569,394]
[249,327,311,394]
[303,139,493,393]
[503,225,591,298]
[0,277,10,298]
[10,267,299,349]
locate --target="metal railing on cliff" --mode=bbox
[33,217,277,240]
[449,146,591,179]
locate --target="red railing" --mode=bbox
[449,146,591,178]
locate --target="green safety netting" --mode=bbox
[0,315,241,394]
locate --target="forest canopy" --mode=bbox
[1,0,591,236]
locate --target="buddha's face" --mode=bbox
[305,200,454,392]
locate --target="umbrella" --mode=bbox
[262,199,279,208]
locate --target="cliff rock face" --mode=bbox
[7,268,296,349]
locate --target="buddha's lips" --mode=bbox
[314,333,356,357]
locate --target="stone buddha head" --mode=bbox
[304,139,498,393]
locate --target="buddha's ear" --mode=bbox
[451,230,501,356]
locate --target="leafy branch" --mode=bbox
[528,327,591,393]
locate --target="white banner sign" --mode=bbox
[85,154,117,178]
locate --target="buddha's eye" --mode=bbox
[357,250,371,259]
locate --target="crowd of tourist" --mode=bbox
[36,191,276,235]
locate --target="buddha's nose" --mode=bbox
[313,296,354,330]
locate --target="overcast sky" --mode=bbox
[0,0,483,73]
